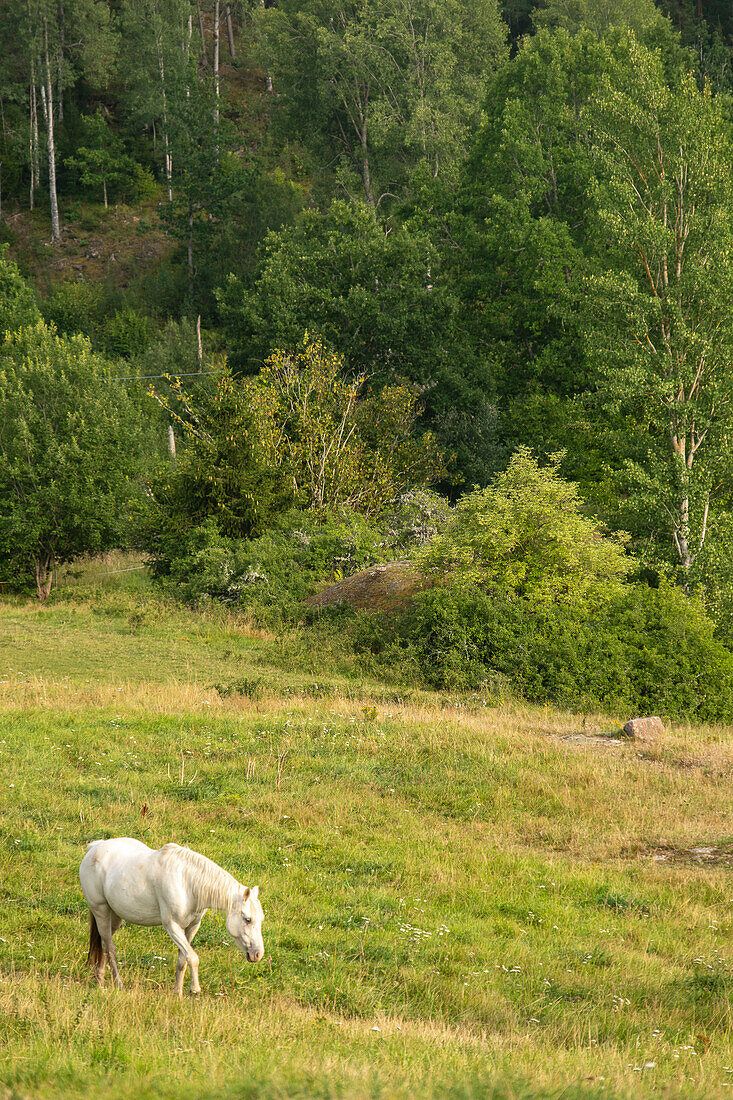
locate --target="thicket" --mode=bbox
[355,584,733,721]
[2,0,733,718]
[349,452,733,721]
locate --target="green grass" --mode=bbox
[2,572,733,1097]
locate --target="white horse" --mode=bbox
[79,837,264,995]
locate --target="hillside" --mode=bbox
[3,199,174,294]
[2,566,733,1099]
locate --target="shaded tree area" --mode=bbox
[2,0,733,641]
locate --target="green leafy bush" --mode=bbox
[0,249,40,333]
[40,280,109,342]
[149,510,386,623]
[100,308,156,359]
[416,448,631,604]
[355,582,733,721]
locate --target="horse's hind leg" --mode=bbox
[93,906,124,989]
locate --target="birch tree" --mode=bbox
[585,40,733,579]
[117,0,191,201]
[256,0,506,206]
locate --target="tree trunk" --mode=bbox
[57,1,64,123]
[213,0,220,136]
[41,18,61,242]
[103,178,108,208]
[671,431,694,580]
[29,80,35,210]
[196,0,208,66]
[187,201,194,297]
[167,424,177,465]
[154,29,173,201]
[225,3,235,59]
[360,122,374,207]
[33,552,54,601]
[29,62,40,211]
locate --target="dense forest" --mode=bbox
[3,0,733,718]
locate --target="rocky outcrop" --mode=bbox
[305,560,427,612]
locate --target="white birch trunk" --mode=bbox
[41,20,61,242]
[225,3,235,59]
[213,0,220,136]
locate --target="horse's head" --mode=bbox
[226,885,265,962]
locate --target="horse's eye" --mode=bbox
[244,916,252,925]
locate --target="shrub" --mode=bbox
[416,448,631,605]
[100,308,156,359]
[355,582,733,721]
[40,280,109,341]
[148,509,386,623]
[0,249,40,333]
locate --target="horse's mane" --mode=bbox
[160,844,241,912]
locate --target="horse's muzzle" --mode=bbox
[247,948,264,963]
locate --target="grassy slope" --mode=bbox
[2,567,733,1098]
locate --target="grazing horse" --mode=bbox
[79,837,264,995]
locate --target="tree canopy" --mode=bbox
[0,322,144,598]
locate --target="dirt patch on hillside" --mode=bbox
[3,202,174,291]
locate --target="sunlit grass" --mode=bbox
[2,573,733,1097]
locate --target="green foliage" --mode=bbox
[99,308,156,359]
[457,26,612,476]
[256,0,507,205]
[582,53,733,577]
[0,322,144,598]
[357,581,733,720]
[416,448,630,604]
[252,335,445,516]
[219,200,497,485]
[534,0,678,49]
[40,280,109,342]
[691,513,733,644]
[0,250,40,335]
[64,111,136,207]
[142,335,443,566]
[40,282,155,360]
[150,509,386,622]
[140,369,290,553]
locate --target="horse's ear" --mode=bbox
[251,885,259,900]
[242,886,251,903]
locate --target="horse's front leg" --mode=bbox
[185,917,204,995]
[164,919,201,997]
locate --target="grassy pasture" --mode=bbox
[2,569,733,1097]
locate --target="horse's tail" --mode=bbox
[87,910,104,969]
